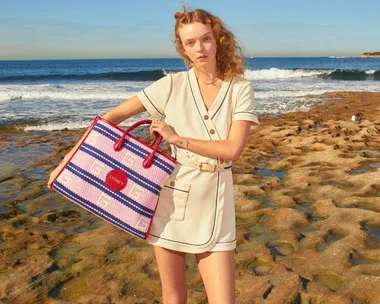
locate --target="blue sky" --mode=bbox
[1,0,379,60]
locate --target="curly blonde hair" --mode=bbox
[174,6,245,78]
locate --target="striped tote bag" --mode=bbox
[49,117,176,239]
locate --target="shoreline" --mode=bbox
[1,91,380,303]
[0,90,372,134]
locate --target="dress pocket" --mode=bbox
[155,179,191,221]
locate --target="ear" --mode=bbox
[181,45,188,57]
[179,45,190,61]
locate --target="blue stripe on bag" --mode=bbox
[52,181,146,238]
[93,123,175,173]
[94,123,174,170]
[80,143,161,194]
[66,163,154,217]
[93,124,174,173]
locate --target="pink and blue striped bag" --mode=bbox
[49,117,176,239]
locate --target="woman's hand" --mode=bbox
[149,119,179,144]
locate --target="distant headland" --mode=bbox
[360,52,380,58]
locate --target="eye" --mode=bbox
[186,41,194,46]
[203,36,211,42]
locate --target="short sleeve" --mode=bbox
[233,81,259,124]
[137,74,173,118]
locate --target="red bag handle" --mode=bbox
[113,119,162,169]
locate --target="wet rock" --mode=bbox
[236,273,272,303]
[267,230,303,256]
[310,199,337,219]
[0,255,71,303]
[270,192,296,207]
[301,281,353,303]
[0,208,23,220]
[235,199,262,212]
[338,196,380,212]
[339,275,380,303]
[233,173,260,184]
[261,177,283,191]
[41,212,59,223]
[60,210,80,218]
[1,92,380,303]
[262,264,302,303]
[244,186,266,198]
[262,208,310,232]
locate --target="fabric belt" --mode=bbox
[178,158,232,172]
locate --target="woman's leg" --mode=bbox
[195,250,235,304]
[153,246,187,304]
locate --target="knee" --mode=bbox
[163,290,187,304]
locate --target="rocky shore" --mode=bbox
[1,92,380,303]
[360,52,380,58]
[360,55,380,58]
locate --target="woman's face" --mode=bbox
[179,22,217,69]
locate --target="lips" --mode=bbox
[198,55,208,59]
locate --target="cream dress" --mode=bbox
[136,68,259,254]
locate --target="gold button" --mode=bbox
[204,115,209,120]
[170,181,175,187]
[210,129,215,134]
[220,159,225,164]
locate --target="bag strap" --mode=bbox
[113,119,163,169]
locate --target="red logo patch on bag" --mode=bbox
[106,169,128,191]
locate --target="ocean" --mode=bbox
[1,57,379,131]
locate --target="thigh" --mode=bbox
[195,250,236,304]
[153,246,187,302]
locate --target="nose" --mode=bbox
[195,40,204,52]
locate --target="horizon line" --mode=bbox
[0,55,362,61]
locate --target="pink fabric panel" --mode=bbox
[56,169,150,230]
[70,149,159,211]
[96,121,175,167]
[81,130,170,187]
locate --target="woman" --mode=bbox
[49,6,258,304]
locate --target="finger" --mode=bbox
[151,131,159,142]
[150,126,159,136]
[151,125,160,131]
[149,127,154,136]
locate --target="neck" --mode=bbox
[194,64,220,85]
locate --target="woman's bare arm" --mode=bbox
[65,95,146,159]
[101,95,146,125]
[152,120,256,162]
[175,121,253,161]
[48,96,146,187]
